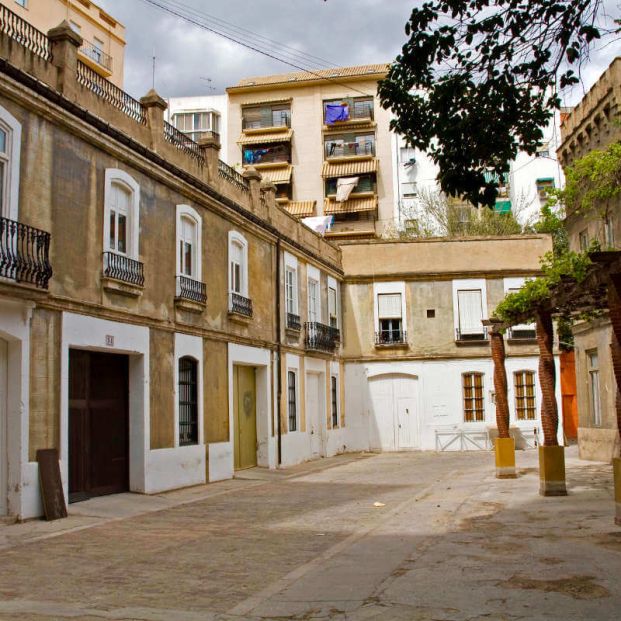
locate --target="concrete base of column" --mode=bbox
[538,445,567,496]
[613,457,621,526]
[495,437,516,478]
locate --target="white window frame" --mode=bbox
[307,264,321,323]
[176,205,202,281]
[373,281,407,334]
[587,350,601,427]
[452,279,487,336]
[228,230,248,298]
[103,169,140,259]
[0,105,21,221]
[284,252,299,316]
[328,275,340,329]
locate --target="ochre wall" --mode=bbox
[149,329,174,449]
[204,339,229,443]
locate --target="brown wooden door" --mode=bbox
[69,350,129,502]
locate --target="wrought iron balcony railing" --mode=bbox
[176,275,206,305]
[286,312,301,331]
[455,327,489,342]
[103,252,144,287]
[305,322,340,353]
[229,292,253,317]
[375,331,407,346]
[0,216,52,289]
[79,39,112,72]
[324,140,375,158]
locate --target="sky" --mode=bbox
[98,0,621,105]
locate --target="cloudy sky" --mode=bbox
[98,0,621,105]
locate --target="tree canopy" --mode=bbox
[378,0,611,207]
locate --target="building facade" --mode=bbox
[558,57,621,462]
[226,65,396,240]
[3,0,125,87]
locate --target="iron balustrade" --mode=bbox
[375,331,407,346]
[323,103,374,125]
[103,252,144,287]
[218,160,249,192]
[286,313,301,331]
[0,3,51,60]
[229,292,253,317]
[177,275,206,304]
[507,327,537,340]
[79,39,112,71]
[0,216,52,288]
[325,140,375,158]
[305,322,340,352]
[164,121,204,163]
[76,61,147,125]
[455,327,489,342]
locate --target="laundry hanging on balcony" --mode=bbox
[336,176,359,202]
[325,103,349,124]
[302,216,334,235]
[243,148,269,164]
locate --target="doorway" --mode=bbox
[0,338,7,515]
[68,349,129,502]
[306,372,325,458]
[233,365,257,470]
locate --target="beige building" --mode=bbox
[3,0,125,87]
[558,57,621,462]
[226,65,395,240]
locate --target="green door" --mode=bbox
[233,365,257,470]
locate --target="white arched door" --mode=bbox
[0,338,7,516]
[368,373,419,451]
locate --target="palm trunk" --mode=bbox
[536,309,559,446]
[491,330,510,438]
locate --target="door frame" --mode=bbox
[304,357,327,458]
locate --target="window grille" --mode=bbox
[179,357,198,445]
[288,370,297,432]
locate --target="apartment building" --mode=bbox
[2,0,125,87]
[557,57,621,462]
[226,65,395,240]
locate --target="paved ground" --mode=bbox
[0,448,620,620]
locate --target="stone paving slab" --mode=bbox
[0,448,619,620]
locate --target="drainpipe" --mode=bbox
[276,238,283,466]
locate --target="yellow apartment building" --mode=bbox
[2,0,125,86]
[226,65,396,240]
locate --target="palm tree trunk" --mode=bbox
[491,330,510,438]
[536,309,559,446]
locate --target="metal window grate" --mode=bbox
[178,356,198,445]
[288,370,297,432]
[304,322,340,353]
[331,376,338,428]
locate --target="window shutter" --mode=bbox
[378,293,402,319]
[457,290,483,334]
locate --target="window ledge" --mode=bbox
[175,297,206,314]
[228,310,253,324]
[374,342,409,349]
[323,119,376,131]
[507,338,538,345]
[455,339,489,346]
[102,276,143,298]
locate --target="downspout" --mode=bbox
[276,238,282,466]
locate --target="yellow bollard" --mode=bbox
[538,445,567,496]
[495,437,517,479]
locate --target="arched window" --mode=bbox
[108,181,131,254]
[463,372,484,422]
[0,105,22,221]
[228,231,248,297]
[103,169,140,258]
[176,205,202,280]
[178,356,198,446]
[514,370,536,421]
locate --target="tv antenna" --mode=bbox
[199,77,217,92]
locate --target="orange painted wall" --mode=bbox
[561,350,578,441]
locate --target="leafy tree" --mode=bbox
[379,0,612,207]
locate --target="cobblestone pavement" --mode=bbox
[0,448,619,620]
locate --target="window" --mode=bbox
[242,104,290,130]
[401,181,418,197]
[514,371,536,420]
[308,278,320,322]
[178,357,198,445]
[400,147,416,165]
[457,289,484,338]
[535,143,550,158]
[331,375,338,428]
[463,372,485,422]
[0,106,21,221]
[326,174,375,197]
[579,229,589,251]
[587,351,601,426]
[536,178,555,200]
[15,0,27,8]
[323,96,373,123]
[328,284,338,328]
[69,20,81,34]
[243,142,290,166]
[228,231,248,298]
[288,370,297,432]
[377,293,403,343]
[324,133,375,158]
[173,111,220,142]
[176,206,201,280]
[103,170,140,258]
[604,216,615,248]
[285,266,298,315]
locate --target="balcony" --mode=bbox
[324,140,375,159]
[286,312,301,331]
[323,104,374,126]
[103,252,144,295]
[375,331,408,347]
[455,327,489,344]
[229,292,253,318]
[305,322,340,353]
[242,115,290,131]
[175,275,206,312]
[79,39,113,75]
[0,216,52,289]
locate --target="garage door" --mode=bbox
[368,374,419,451]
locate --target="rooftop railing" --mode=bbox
[0,3,51,60]
[164,121,204,163]
[0,216,52,289]
[218,160,249,192]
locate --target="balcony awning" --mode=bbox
[321,158,378,178]
[238,129,293,145]
[284,201,316,217]
[324,196,378,214]
[259,166,292,185]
